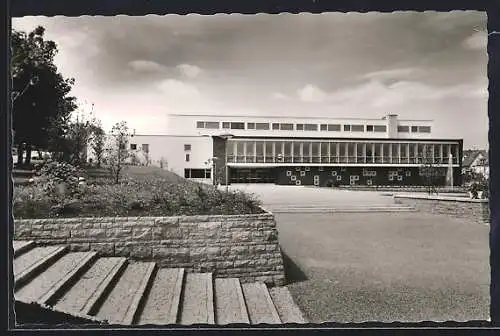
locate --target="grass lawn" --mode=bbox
[13,165,264,219]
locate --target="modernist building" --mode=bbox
[96,113,463,187]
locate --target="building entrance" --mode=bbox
[229,168,276,184]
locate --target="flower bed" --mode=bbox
[13,163,263,219]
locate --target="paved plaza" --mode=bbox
[230,184,490,323]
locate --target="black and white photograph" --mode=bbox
[10,10,490,326]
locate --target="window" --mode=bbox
[184,144,191,151]
[374,125,387,132]
[366,125,374,132]
[398,125,410,132]
[142,144,149,153]
[344,125,351,132]
[119,143,126,150]
[130,144,137,150]
[256,123,270,130]
[419,126,431,133]
[296,124,304,131]
[272,123,280,130]
[411,126,418,132]
[222,122,230,129]
[351,125,364,132]
[304,124,318,131]
[320,124,327,131]
[185,154,190,162]
[184,169,211,179]
[196,121,204,128]
[328,124,341,131]
[247,122,255,130]
[230,122,245,130]
[205,121,219,129]
[280,123,294,131]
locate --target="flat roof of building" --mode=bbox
[167,113,434,122]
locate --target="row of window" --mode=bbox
[398,125,431,133]
[196,120,431,133]
[184,168,211,179]
[226,140,460,164]
[130,143,149,153]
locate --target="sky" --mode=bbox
[12,11,488,149]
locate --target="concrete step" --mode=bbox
[14,245,68,290]
[95,262,156,325]
[241,282,281,325]
[179,273,215,325]
[214,278,249,325]
[137,268,185,325]
[54,257,128,315]
[15,252,97,306]
[268,286,307,324]
[13,241,36,257]
[270,206,416,213]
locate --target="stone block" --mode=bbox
[51,230,70,239]
[264,230,278,242]
[130,246,153,259]
[90,242,115,256]
[14,227,32,239]
[232,231,252,242]
[132,227,152,240]
[42,223,60,230]
[105,228,132,239]
[231,245,249,255]
[216,261,234,269]
[234,259,250,268]
[30,230,54,238]
[197,221,222,230]
[70,243,90,252]
[254,244,267,253]
[153,247,190,262]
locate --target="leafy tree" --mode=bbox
[103,121,131,184]
[11,26,77,166]
[89,120,105,168]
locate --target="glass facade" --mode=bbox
[227,140,461,165]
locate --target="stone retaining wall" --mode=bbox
[14,211,285,286]
[394,195,489,225]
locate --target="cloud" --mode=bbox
[362,67,424,82]
[297,84,328,102]
[271,92,291,100]
[462,31,487,50]
[327,79,486,108]
[128,60,168,73]
[177,64,201,78]
[157,79,200,97]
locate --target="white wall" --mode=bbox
[166,113,434,139]
[87,134,213,178]
[127,135,213,176]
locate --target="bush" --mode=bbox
[13,173,263,218]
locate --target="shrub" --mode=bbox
[13,172,263,218]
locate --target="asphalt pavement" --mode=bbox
[230,184,490,323]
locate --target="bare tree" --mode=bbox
[418,145,440,195]
[103,121,130,184]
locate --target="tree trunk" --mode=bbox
[17,143,24,166]
[25,144,32,166]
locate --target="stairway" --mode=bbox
[267,204,416,213]
[13,241,307,326]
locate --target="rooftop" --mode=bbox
[168,113,434,123]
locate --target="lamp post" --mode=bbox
[205,157,218,185]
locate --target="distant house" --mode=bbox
[462,149,489,179]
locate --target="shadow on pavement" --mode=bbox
[281,250,308,284]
